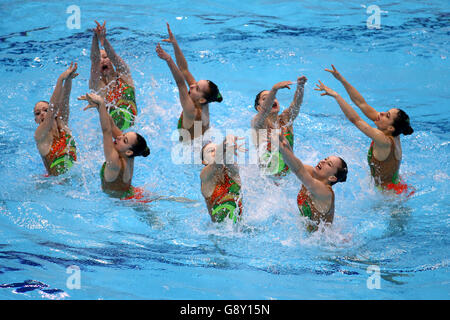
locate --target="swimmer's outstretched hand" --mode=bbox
[60,62,78,80]
[225,135,247,156]
[315,80,338,98]
[162,23,176,44]
[324,64,343,81]
[78,93,104,111]
[272,81,293,91]
[156,43,171,61]
[94,20,106,46]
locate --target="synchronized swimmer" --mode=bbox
[89,21,138,131]
[33,21,414,231]
[252,77,306,176]
[157,23,223,142]
[316,65,413,194]
[34,63,78,176]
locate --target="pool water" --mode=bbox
[0,0,449,299]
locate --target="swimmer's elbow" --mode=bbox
[350,116,361,125]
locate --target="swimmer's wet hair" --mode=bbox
[254,90,265,111]
[35,100,49,106]
[129,133,150,158]
[331,157,348,186]
[204,80,223,103]
[393,109,413,137]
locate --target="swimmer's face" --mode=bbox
[34,101,50,124]
[256,90,280,114]
[114,132,138,156]
[374,108,399,134]
[99,50,114,75]
[313,156,342,184]
[202,143,217,165]
[189,80,209,105]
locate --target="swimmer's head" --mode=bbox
[114,132,150,158]
[34,101,50,124]
[314,156,348,186]
[392,109,413,137]
[201,141,217,165]
[374,108,413,137]
[189,80,222,105]
[99,49,114,76]
[254,90,280,114]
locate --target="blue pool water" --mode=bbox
[0,0,449,299]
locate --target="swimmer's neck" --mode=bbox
[118,153,135,165]
[311,171,332,186]
[266,113,279,126]
[101,71,118,85]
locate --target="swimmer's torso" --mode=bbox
[97,76,137,131]
[368,136,401,188]
[177,107,209,142]
[297,184,334,225]
[254,116,294,175]
[100,158,133,196]
[201,167,242,223]
[38,121,77,176]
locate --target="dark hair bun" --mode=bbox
[403,125,414,136]
[130,133,150,158]
[393,109,413,137]
[142,147,150,157]
[206,80,222,103]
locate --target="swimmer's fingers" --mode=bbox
[273,80,293,91]
[314,81,337,97]
[78,96,96,109]
[68,62,78,79]
[325,64,342,79]
[83,104,98,111]
[237,143,248,153]
[93,21,102,34]
[79,93,101,107]
[314,80,325,90]
[282,81,293,89]
[155,43,170,60]
[162,22,175,43]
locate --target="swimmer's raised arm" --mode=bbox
[95,21,132,82]
[280,76,307,125]
[162,23,196,86]
[221,135,245,173]
[315,80,391,147]
[252,81,293,129]
[79,93,120,168]
[325,65,378,121]
[278,132,331,199]
[34,74,66,143]
[156,43,196,117]
[89,23,102,90]
[59,62,78,124]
